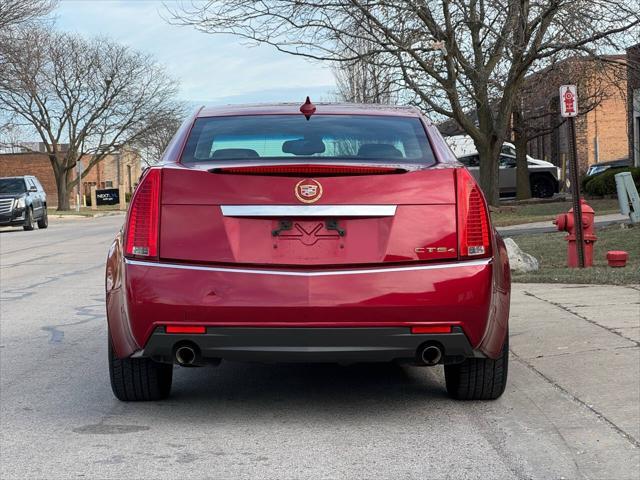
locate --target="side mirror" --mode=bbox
[29,186,38,192]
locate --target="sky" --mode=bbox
[55,0,336,106]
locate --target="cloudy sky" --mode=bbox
[55,0,336,105]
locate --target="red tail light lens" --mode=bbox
[166,325,206,334]
[124,168,161,259]
[411,326,452,334]
[456,168,491,258]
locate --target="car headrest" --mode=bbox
[211,148,260,159]
[357,143,403,159]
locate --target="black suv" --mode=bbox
[0,176,48,230]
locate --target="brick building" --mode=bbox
[78,149,142,200]
[520,56,628,174]
[0,148,142,207]
[628,44,640,167]
[0,152,58,201]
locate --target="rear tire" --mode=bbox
[37,206,48,229]
[444,333,509,400]
[23,208,35,231]
[109,337,173,401]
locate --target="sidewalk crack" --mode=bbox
[523,344,637,360]
[510,350,640,449]
[523,291,640,347]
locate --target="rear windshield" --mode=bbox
[0,178,27,194]
[180,115,436,165]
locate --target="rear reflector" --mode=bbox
[411,326,452,334]
[124,168,161,259]
[166,325,206,334]
[213,164,405,176]
[456,168,491,258]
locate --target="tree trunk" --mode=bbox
[513,109,531,200]
[52,164,71,211]
[477,143,501,206]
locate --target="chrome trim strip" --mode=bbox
[221,205,397,217]
[125,258,492,277]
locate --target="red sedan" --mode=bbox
[106,101,510,401]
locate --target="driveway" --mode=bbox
[1,216,638,479]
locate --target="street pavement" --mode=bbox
[1,216,639,480]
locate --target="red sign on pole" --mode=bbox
[560,85,578,117]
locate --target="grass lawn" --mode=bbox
[491,198,620,227]
[509,224,640,285]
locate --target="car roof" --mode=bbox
[196,102,427,120]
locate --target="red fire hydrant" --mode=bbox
[553,199,597,267]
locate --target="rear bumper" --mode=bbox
[107,254,510,360]
[140,326,478,364]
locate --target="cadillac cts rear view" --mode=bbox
[105,101,510,402]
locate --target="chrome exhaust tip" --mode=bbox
[419,345,443,366]
[175,345,196,366]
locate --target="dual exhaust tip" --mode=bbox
[418,344,443,366]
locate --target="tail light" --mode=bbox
[456,168,491,258]
[124,168,161,259]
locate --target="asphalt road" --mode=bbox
[1,216,638,480]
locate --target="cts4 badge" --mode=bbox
[415,247,457,254]
[295,179,323,203]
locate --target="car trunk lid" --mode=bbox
[158,164,459,266]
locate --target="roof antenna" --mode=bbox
[299,96,316,120]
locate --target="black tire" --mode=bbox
[23,207,35,231]
[109,337,173,401]
[37,206,48,229]
[444,333,509,400]
[530,175,555,198]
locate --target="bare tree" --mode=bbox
[128,106,187,167]
[167,1,639,205]
[332,16,398,104]
[333,58,397,104]
[0,27,180,210]
[0,0,56,30]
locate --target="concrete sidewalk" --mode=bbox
[510,283,640,450]
[498,212,629,236]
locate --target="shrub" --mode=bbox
[583,167,640,197]
[581,172,595,192]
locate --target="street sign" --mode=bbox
[560,85,578,117]
[95,188,120,206]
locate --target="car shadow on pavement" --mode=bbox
[153,361,449,420]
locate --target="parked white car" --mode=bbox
[445,135,561,198]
